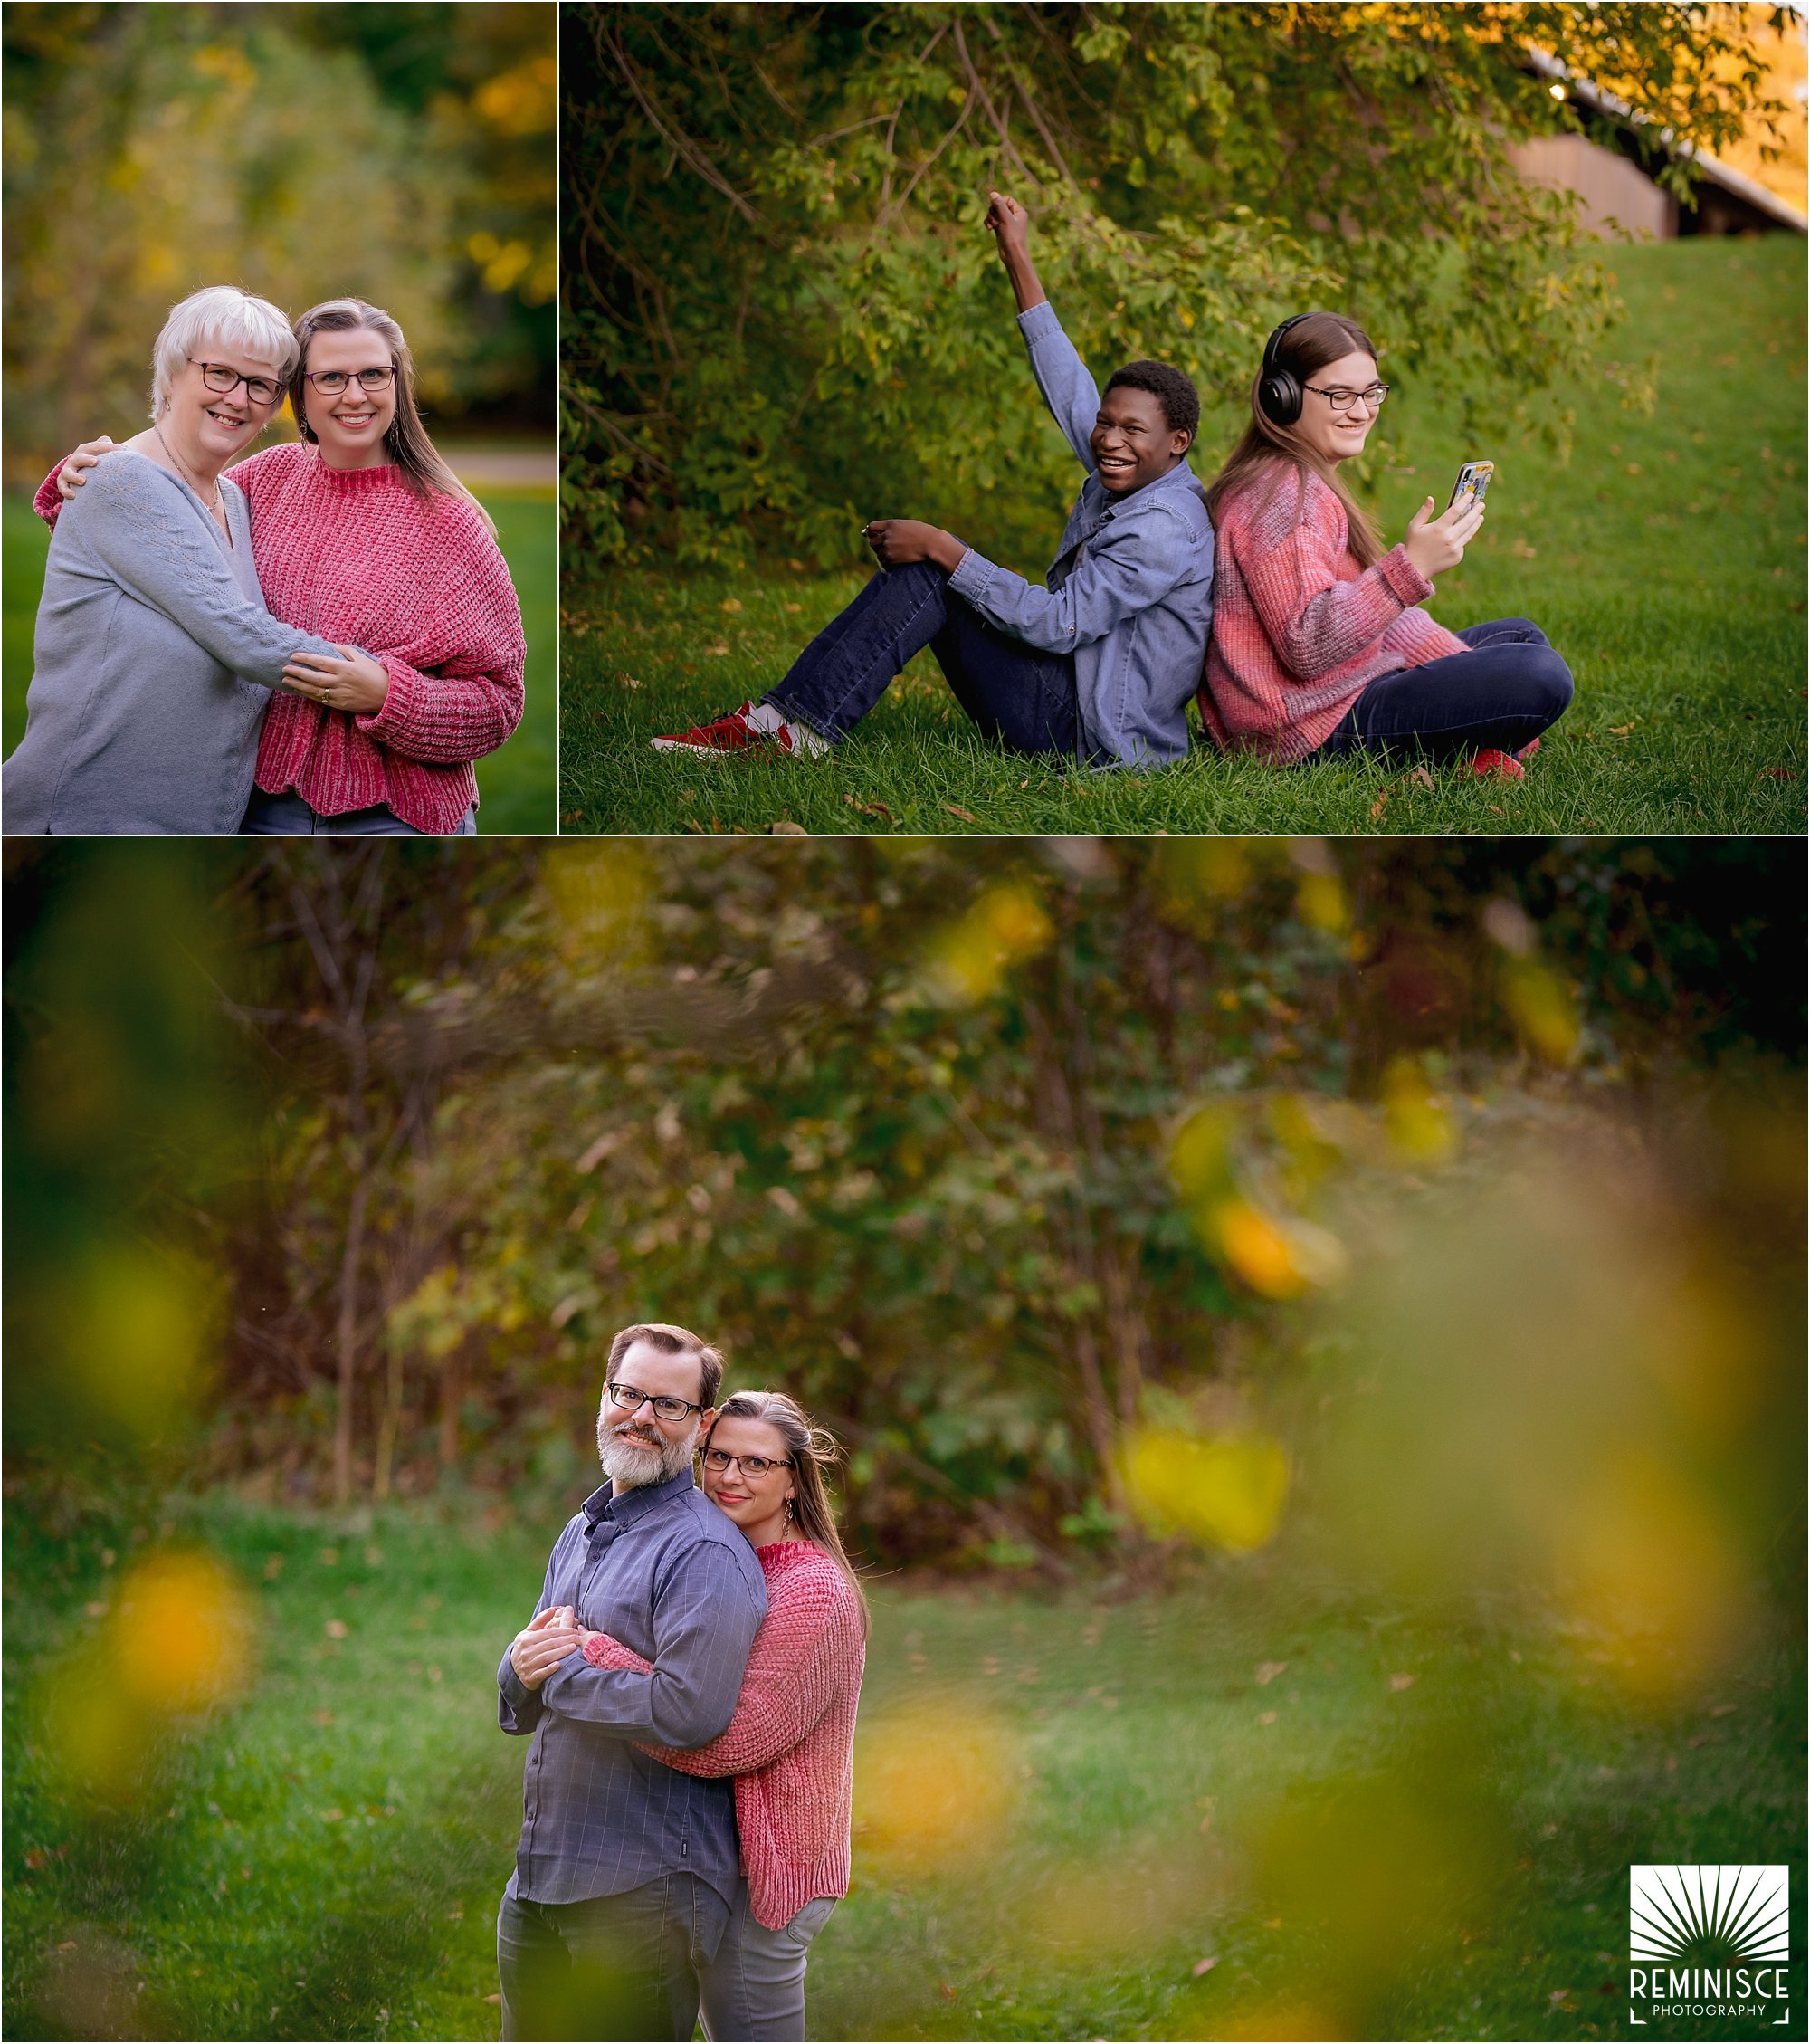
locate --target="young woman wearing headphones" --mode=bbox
[1198,312,1572,775]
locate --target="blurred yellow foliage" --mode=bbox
[856,1703,1018,1872]
[544,843,655,962]
[1500,957,1580,1064]
[1557,1447,1750,1697]
[473,56,557,138]
[920,884,1053,1004]
[1380,1056,1457,1164]
[63,1246,217,1438]
[1167,1102,1236,1205]
[1121,1427,1290,1552]
[1212,1199,1348,1299]
[1294,870,1348,934]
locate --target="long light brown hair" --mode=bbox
[291,297,495,536]
[1205,311,1386,569]
[706,1390,870,1638]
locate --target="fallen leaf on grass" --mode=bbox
[1487,804,1504,817]
[785,602,802,613]
[706,641,730,657]
[1607,723,1634,737]
[1409,765,1436,791]
[1762,767,1796,780]
[1368,788,1389,821]
[1254,1660,1289,1686]
[1388,1671,1415,1691]
[768,820,808,836]
[943,803,981,824]
[843,794,894,821]
[719,597,743,615]
[324,1619,348,1638]
[1193,1956,1220,1977]
[1257,1709,1278,1725]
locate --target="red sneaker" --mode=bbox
[651,702,795,759]
[1517,737,1541,762]
[1469,748,1526,780]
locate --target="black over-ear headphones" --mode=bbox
[1258,313,1314,426]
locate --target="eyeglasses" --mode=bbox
[1302,383,1390,414]
[702,1448,795,1479]
[302,365,396,396]
[605,1380,705,1422]
[192,360,282,408]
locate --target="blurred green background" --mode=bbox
[1,2,557,832]
[5,838,1804,2039]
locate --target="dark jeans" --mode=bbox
[497,1877,730,2042]
[765,561,1081,759]
[1312,618,1573,760]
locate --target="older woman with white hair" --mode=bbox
[5,285,369,834]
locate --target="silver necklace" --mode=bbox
[152,424,225,521]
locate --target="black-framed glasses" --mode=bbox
[191,359,282,408]
[605,1380,705,1422]
[702,1448,795,1479]
[302,365,397,396]
[1302,383,1390,413]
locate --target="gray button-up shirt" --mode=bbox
[499,1468,767,1908]
[948,300,1215,769]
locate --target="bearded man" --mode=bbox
[495,1322,767,2041]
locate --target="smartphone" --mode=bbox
[1448,460,1495,511]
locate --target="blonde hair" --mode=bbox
[707,1390,870,1637]
[150,285,296,422]
[291,298,496,536]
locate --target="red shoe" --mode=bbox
[1517,737,1540,761]
[651,702,796,759]
[1470,748,1526,780]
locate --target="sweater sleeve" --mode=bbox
[73,457,342,687]
[586,1570,858,1777]
[351,501,526,766]
[34,463,64,527]
[1238,477,1435,683]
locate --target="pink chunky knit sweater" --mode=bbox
[37,444,524,834]
[1199,463,1466,764]
[584,1538,865,1932]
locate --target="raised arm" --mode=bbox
[538,1542,765,1747]
[75,458,346,688]
[586,1571,860,1778]
[986,189,1099,469]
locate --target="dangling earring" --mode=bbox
[783,1497,795,1530]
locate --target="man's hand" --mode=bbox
[510,1605,583,1691]
[863,519,966,572]
[983,188,1047,313]
[58,437,117,500]
[1403,493,1484,581]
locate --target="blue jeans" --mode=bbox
[497,1877,729,2042]
[698,1880,837,2043]
[241,788,478,836]
[1312,618,1573,760]
[765,561,1082,759]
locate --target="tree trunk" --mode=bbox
[331,1170,367,1510]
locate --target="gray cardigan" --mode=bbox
[4,450,343,835]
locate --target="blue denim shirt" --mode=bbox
[947,301,1215,768]
[498,1467,767,1908]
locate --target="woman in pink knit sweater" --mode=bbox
[1200,311,1572,776]
[43,297,525,836]
[567,1390,866,2044]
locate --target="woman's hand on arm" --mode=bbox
[281,645,390,715]
[863,520,966,572]
[985,189,1048,314]
[1403,494,1484,581]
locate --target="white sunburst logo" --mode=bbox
[1628,1865,1793,2024]
[1632,1866,1790,1965]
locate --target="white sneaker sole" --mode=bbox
[648,735,778,759]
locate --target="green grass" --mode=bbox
[561,235,1806,836]
[5,1489,1801,2040]
[1,486,556,836]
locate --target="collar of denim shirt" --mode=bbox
[1089,455,1201,518]
[581,1463,697,1531]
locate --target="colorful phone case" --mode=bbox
[1449,460,1495,511]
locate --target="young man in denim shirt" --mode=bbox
[653,190,1215,772]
